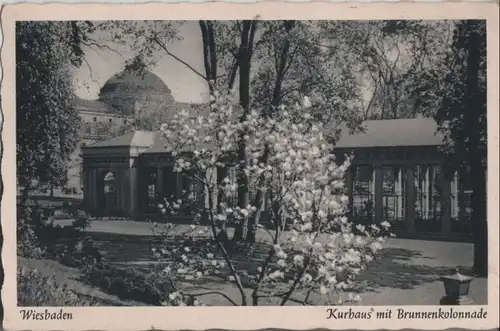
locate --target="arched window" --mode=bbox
[104,172,116,194]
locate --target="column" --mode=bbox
[114,169,121,216]
[345,167,354,216]
[196,172,205,209]
[424,166,430,219]
[119,168,129,216]
[204,167,217,210]
[373,166,383,224]
[82,164,90,212]
[396,167,403,219]
[406,165,416,232]
[89,168,98,215]
[451,171,459,219]
[211,167,218,212]
[458,168,466,222]
[217,167,228,212]
[176,172,182,198]
[440,174,452,234]
[129,167,139,220]
[156,167,164,202]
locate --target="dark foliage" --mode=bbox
[80,263,172,305]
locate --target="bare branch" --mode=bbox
[206,187,248,305]
[81,38,125,60]
[146,32,208,82]
[188,291,239,306]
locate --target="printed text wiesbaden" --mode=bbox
[20,309,73,320]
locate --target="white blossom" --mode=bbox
[154,87,388,307]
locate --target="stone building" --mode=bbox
[65,68,185,195]
[81,117,474,236]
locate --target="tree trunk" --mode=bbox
[199,20,217,89]
[233,21,253,242]
[464,20,488,277]
[246,20,296,242]
[20,180,32,212]
[471,167,487,276]
[199,20,253,241]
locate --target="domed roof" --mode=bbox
[97,67,174,116]
[100,68,171,95]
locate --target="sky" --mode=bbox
[71,21,441,110]
[72,21,209,104]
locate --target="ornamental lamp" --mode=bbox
[439,267,474,305]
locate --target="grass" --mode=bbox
[20,219,488,306]
[18,259,96,306]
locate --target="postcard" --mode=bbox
[1,2,499,331]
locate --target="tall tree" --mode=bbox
[323,21,455,120]
[16,21,93,205]
[436,20,487,276]
[100,20,366,241]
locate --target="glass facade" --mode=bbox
[381,166,406,230]
[414,165,442,232]
[450,167,474,234]
[347,162,473,234]
[351,165,374,225]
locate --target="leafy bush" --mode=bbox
[72,210,91,231]
[17,262,94,306]
[17,220,45,259]
[17,202,46,259]
[58,236,103,269]
[81,264,172,305]
[17,198,97,265]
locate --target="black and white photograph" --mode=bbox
[12,17,491,307]
[1,4,498,329]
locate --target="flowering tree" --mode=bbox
[98,20,366,241]
[151,91,391,306]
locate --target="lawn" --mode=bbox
[22,219,488,306]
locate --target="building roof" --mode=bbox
[84,117,444,152]
[142,132,217,154]
[99,69,171,96]
[335,118,444,149]
[73,97,120,115]
[88,131,158,148]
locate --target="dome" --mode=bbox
[98,68,174,116]
[100,69,171,95]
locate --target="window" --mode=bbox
[381,166,406,229]
[123,119,127,125]
[351,165,374,224]
[414,165,442,232]
[109,118,113,123]
[145,169,157,212]
[450,166,474,233]
[93,117,97,122]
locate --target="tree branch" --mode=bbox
[146,32,208,82]
[206,186,248,305]
[188,291,239,306]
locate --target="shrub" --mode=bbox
[18,198,97,265]
[17,262,94,306]
[81,264,172,305]
[17,220,45,259]
[17,202,46,259]
[71,210,91,231]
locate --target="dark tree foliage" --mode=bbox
[16,21,93,196]
[434,20,487,276]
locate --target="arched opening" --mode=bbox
[101,171,119,216]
